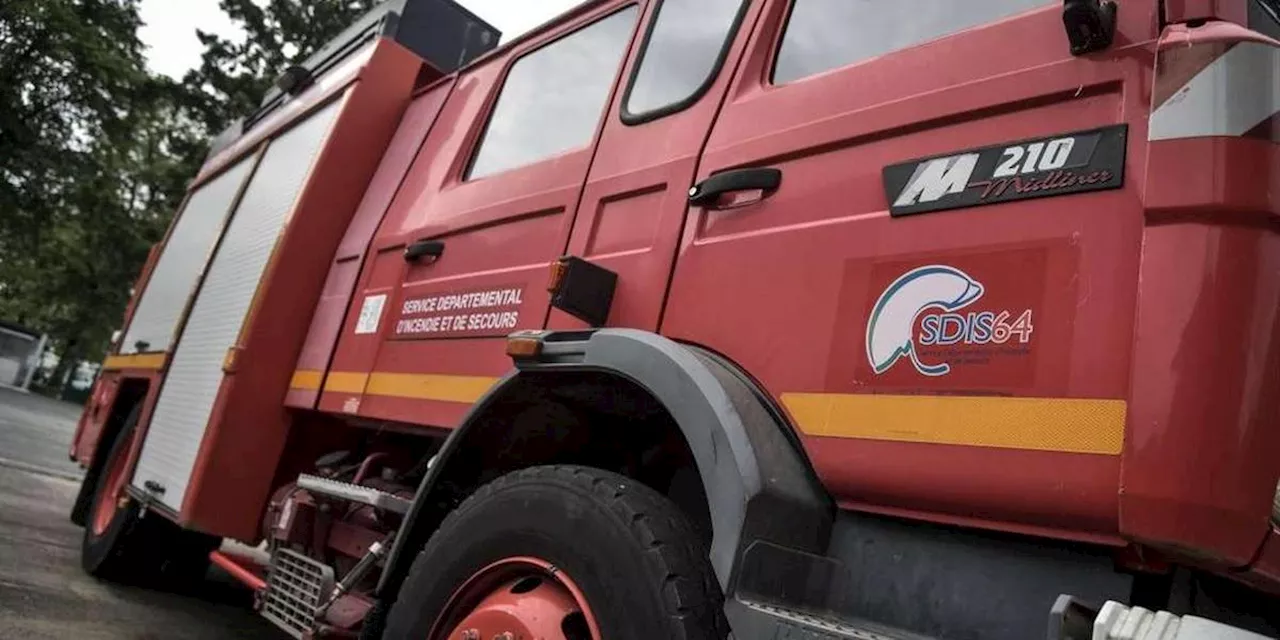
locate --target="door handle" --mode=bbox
[405,239,445,263]
[688,167,783,209]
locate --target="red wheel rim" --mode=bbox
[91,432,133,536]
[429,557,601,640]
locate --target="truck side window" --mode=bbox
[1251,0,1280,40]
[773,0,1050,85]
[467,7,640,180]
[622,0,747,122]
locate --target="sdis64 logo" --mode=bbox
[918,308,1034,349]
[867,265,1034,377]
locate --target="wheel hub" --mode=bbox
[433,558,599,640]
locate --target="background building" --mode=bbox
[0,320,47,391]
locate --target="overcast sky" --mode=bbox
[138,0,583,79]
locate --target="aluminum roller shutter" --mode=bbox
[118,160,255,355]
[133,96,347,510]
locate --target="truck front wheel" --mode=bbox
[80,404,218,586]
[382,465,727,640]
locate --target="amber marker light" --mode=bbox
[506,334,543,359]
[547,257,569,294]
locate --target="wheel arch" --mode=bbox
[378,329,833,604]
[70,377,150,527]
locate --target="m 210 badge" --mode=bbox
[883,125,1127,217]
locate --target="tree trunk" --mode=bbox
[50,341,78,400]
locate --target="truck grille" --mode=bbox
[261,548,334,639]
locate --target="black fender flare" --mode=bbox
[378,329,833,600]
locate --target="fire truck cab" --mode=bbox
[69,0,1280,638]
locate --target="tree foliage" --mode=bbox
[0,0,184,385]
[0,0,143,250]
[182,0,378,135]
[0,0,376,394]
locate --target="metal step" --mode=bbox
[296,474,411,514]
[738,600,937,640]
[261,548,334,639]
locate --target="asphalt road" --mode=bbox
[0,386,283,639]
[0,386,84,480]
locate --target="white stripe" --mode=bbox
[1150,42,1280,141]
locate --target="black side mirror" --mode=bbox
[1063,0,1118,56]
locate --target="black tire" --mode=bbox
[70,401,132,527]
[81,405,219,586]
[383,465,727,640]
[69,444,104,527]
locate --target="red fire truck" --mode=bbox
[67,0,1280,638]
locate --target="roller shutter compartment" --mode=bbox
[133,96,346,512]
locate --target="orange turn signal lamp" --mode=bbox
[222,346,242,373]
[506,331,544,359]
[547,258,569,293]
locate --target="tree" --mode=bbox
[0,0,189,393]
[0,0,380,399]
[182,0,379,135]
[0,0,148,256]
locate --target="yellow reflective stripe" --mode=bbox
[781,393,1126,455]
[102,353,167,371]
[307,371,497,403]
[289,370,324,391]
[365,373,497,404]
[323,372,369,394]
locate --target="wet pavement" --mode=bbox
[0,386,283,639]
[0,386,83,480]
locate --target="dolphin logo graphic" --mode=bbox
[866,265,985,376]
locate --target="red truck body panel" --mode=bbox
[72,372,120,465]
[288,0,1280,575]
[317,3,648,425]
[1122,21,1280,571]
[286,79,455,410]
[548,0,763,334]
[664,0,1151,544]
[73,0,1280,604]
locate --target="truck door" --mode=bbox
[551,0,759,330]
[338,5,643,426]
[663,0,1158,537]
